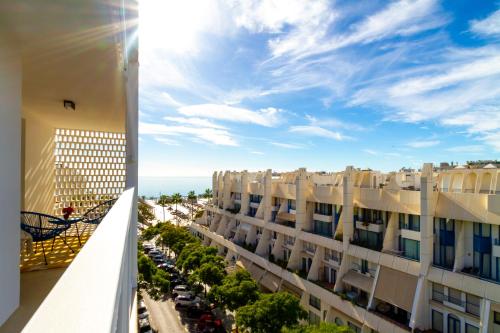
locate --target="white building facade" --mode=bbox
[192,165,500,333]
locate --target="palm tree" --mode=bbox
[171,192,182,225]
[203,188,213,204]
[157,194,171,222]
[187,190,197,220]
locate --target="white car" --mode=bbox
[174,294,201,307]
[172,285,191,297]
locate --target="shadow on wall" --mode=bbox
[24,117,54,214]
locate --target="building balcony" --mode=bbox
[313,213,333,223]
[0,189,136,332]
[351,237,383,252]
[355,220,384,233]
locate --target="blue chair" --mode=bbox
[20,212,74,265]
[80,198,117,232]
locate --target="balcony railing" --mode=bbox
[22,188,136,332]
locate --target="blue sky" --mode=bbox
[138,0,500,176]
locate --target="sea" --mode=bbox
[139,176,212,198]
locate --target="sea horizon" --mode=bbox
[139,176,212,198]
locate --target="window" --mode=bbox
[308,311,320,325]
[400,237,420,260]
[432,310,443,333]
[466,294,480,317]
[309,295,321,310]
[408,214,420,231]
[448,288,463,307]
[494,311,500,325]
[465,324,479,333]
[361,260,368,274]
[334,317,343,326]
[447,314,461,333]
[348,322,361,333]
[432,283,444,303]
[313,220,333,237]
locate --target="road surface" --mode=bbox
[142,291,198,333]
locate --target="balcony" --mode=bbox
[1,189,136,332]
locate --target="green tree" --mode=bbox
[138,201,155,226]
[192,261,226,296]
[236,292,307,333]
[138,253,157,282]
[157,194,171,222]
[203,188,213,203]
[171,193,182,225]
[187,190,197,220]
[209,269,260,311]
[282,323,353,333]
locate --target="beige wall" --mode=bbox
[22,112,55,213]
[0,33,21,326]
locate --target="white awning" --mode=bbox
[247,263,266,282]
[341,270,374,293]
[260,272,281,292]
[373,267,418,312]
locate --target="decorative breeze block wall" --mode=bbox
[54,128,126,216]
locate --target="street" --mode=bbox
[142,291,197,333]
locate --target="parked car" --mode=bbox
[138,307,149,320]
[172,285,191,298]
[138,318,153,333]
[174,294,201,307]
[197,313,223,333]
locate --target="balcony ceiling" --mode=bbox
[0,0,137,132]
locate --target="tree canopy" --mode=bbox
[138,201,155,226]
[236,292,307,333]
[209,269,260,311]
[282,323,353,333]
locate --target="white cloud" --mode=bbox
[270,142,304,149]
[160,92,184,107]
[266,0,445,60]
[305,114,364,131]
[470,9,500,37]
[289,126,348,141]
[139,122,238,146]
[388,55,500,97]
[178,104,284,127]
[363,149,378,155]
[164,116,227,129]
[154,137,180,146]
[446,145,484,153]
[406,140,440,148]
[250,151,265,155]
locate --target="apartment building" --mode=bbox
[0,1,138,332]
[191,165,500,333]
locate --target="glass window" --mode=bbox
[432,310,443,333]
[465,324,479,333]
[432,283,444,303]
[448,314,461,333]
[466,294,480,317]
[309,295,321,310]
[348,322,361,333]
[494,312,500,325]
[401,238,420,260]
[334,317,343,326]
[308,311,320,325]
[448,288,463,306]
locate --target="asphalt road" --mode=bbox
[142,292,198,333]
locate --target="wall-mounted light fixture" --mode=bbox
[63,100,76,111]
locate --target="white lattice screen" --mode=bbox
[54,128,126,216]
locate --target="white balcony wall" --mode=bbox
[0,34,21,326]
[23,188,136,333]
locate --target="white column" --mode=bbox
[240,170,249,215]
[0,34,21,326]
[342,166,354,251]
[212,171,218,206]
[263,169,272,222]
[223,171,231,209]
[296,168,307,231]
[420,163,434,275]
